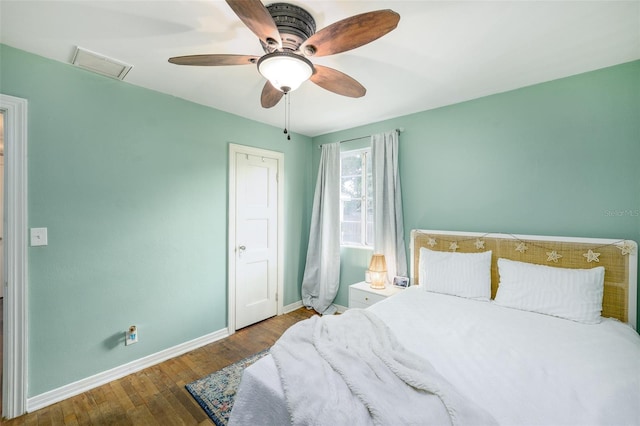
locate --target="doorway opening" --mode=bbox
[0,110,5,416]
[1,94,29,419]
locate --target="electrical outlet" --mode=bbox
[125,325,138,346]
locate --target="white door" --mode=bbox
[230,145,282,330]
[0,154,4,299]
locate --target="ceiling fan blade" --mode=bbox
[311,65,366,98]
[261,81,284,108]
[226,0,282,49]
[300,10,400,57]
[169,54,259,66]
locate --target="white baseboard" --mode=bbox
[283,300,347,314]
[27,327,229,412]
[283,300,304,313]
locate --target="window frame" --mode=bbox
[339,147,374,248]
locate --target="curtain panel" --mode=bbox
[301,142,341,314]
[372,130,408,281]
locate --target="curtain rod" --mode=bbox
[319,127,405,149]
[339,127,404,144]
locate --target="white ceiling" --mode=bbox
[1,1,638,137]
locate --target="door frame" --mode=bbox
[1,94,29,419]
[228,143,284,334]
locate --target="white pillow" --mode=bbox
[419,247,492,300]
[494,258,605,324]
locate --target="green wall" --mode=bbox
[0,44,313,396]
[2,41,639,399]
[313,60,640,316]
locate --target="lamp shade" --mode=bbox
[257,51,314,93]
[368,254,387,290]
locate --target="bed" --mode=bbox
[229,229,640,425]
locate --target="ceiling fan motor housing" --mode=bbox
[169,2,399,107]
[264,3,316,52]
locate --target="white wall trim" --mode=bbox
[1,94,29,419]
[228,143,284,334]
[284,300,348,314]
[27,327,229,412]
[335,304,348,314]
[283,300,303,314]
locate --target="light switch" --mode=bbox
[30,228,48,247]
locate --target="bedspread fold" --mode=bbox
[270,309,496,426]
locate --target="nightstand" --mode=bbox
[348,281,403,309]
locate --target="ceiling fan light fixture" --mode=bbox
[257,51,314,93]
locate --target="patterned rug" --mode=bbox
[186,349,270,426]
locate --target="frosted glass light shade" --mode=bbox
[369,254,387,290]
[257,51,314,93]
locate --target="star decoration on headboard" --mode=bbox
[617,241,635,256]
[427,237,437,247]
[449,241,459,252]
[546,250,563,263]
[474,239,485,250]
[515,242,528,253]
[583,249,601,263]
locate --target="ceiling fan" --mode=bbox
[169,0,400,108]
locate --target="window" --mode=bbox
[340,148,373,247]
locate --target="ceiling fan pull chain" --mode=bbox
[283,93,288,136]
[287,92,291,140]
[283,92,290,140]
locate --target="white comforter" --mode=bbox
[230,287,640,425]
[269,308,496,426]
[370,288,640,426]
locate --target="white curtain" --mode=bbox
[301,142,341,315]
[372,130,408,281]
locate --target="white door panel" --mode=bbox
[0,155,4,299]
[234,152,279,329]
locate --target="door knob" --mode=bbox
[238,245,246,251]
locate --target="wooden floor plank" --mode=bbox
[58,398,78,426]
[3,308,315,425]
[45,404,64,425]
[170,387,211,425]
[124,374,147,408]
[159,388,202,425]
[97,383,133,426]
[145,390,183,426]
[23,414,39,426]
[69,394,92,425]
[126,404,159,426]
[108,381,136,412]
[35,407,52,426]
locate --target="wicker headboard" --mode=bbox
[410,229,638,329]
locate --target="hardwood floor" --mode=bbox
[1,298,4,417]
[3,307,315,425]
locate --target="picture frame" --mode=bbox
[393,276,410,288]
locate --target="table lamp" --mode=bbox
[368,254,387,290]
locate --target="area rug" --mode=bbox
[186,349,270,426]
